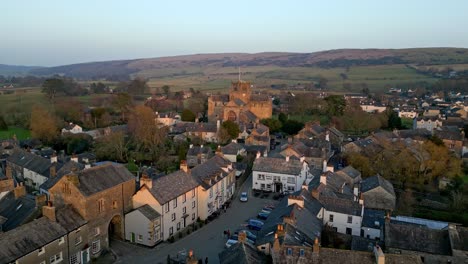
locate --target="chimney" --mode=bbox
[322,160,327,172]
[300,155,305,163]
[287,195,304,208]
[189,144,193,149]
[285,156,290,162]
[256,151,261,159]
[14,183,26,198]
[216,120,221,132]
[373,246,385,264]
[180,160,189,173]
[42,201,56,222]
[84,163,91,169]
[325,131,330,142]
[5,166,12,179]
[302,181,308,191]
[200,144,204,149]
[326,165,334,173]
[320,174,327,185]
[35,194,47,207]
[50,152,58,163]
[140,173,152,189]
[353,184,359,201]
[50,165,56,177]
[71,154,78,163]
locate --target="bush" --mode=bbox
[0,116,8,131]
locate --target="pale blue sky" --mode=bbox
[2,0,468,66]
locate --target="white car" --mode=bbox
[240,192,248,202]
[225,239,238,248]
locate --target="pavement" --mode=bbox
[109,173,279,264]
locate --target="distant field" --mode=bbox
[0,127,31,140]
[144,64,438,93]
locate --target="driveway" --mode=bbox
[110,174,278,264]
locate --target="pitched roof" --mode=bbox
[146,170,199,205]
[187,145,213,156]
[361,175,395,196]
[361,209,385,229]
[136,204,161,221]
[319,196,362,216]
[7,148,60,178]
[0,191,36,231]
[40,161,85,191]
[385,221,451,255]
[71,163,135,196]
[191,155,232,189]
[221,142,244,155]
[336,166,361,180]
[253,157,304,175]
[250,94,270,102]
[219,242,268,264]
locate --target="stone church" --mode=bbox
[207,80,272,123]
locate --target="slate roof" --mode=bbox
[319,196,362,216]
[0,191,36,231]
[448,225,468,252]
[210,94,229,102]
[317,248,422,264]
[0,205,86,263]
[187,145,213,156]
[336,166,361,180]
[221,142,244,155]
[7,148,60,178]
[185,122,217,133]
[385,221,451,255]
[361,209,385,229]
[191,155,232,189]
[219,242,267,264]
[253,157,303,175]
[72,163,135,196]
[239,111,258,123]
[136,204,161,221]
[361,175,395,196]
[39,161,85,191]
[250,94,270,102]
[146,170,199,205]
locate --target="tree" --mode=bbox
[128,77,148,95]
[181,109,196,122]
[90,107,107,128]
[128,105,168,160]
[95,131,129,162]
[316,76,328,89]
[281,120,304,135]
[112,92,133,121]
[63,133,93,155]
[398,189,415,215]
[324,95,346,117]
[387,110,402,129]
[272,98,280,106]
[0,115,8,130]
[261,118,282,133]
[41,78,65,102]
[91,82,107,93]
[278,113,288,124]
[221,120,240,140]
[30,104,58,144]
[162,85,170,96]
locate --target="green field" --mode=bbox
[144,64,438,93]
[0,127,31,140]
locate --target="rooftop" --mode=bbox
[253,156,304,175]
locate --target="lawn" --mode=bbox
[0,127,31,140]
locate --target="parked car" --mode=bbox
[235,230,257,242]
[225,239,238,248]
[229,235,255,245]
[257,211,270,220]
[247,219,264,231]
[240,192,248,202]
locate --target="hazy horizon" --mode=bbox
[3,0,468,66]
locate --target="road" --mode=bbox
[110,173,277,264]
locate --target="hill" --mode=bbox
[0,64,43,76]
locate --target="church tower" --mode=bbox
[229,80,251,103]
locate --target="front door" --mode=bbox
[131,232,135,243]
[82,249,88,264]
[275,182,282,193]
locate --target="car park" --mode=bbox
[235,230,257,242]
[225,239,238,248]
[257,210,270,220]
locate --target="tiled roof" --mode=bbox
[7,148,60,178]
[221,142,244,155]
[219,242,267,264]
[250,94,270,102]
[336,166,361,180]
[72,163,135,196]
[0,191,36,231]
[191,155,232,189]
[187,145,213,156]
[319,196,362,216]
[253,157,304,175]
[361,209,385,229]
[40,161,85,191]
[361,175,395,196]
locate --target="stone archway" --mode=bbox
[227,111,237,122]
[108,214,123,240]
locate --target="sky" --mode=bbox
[2,0,468,66]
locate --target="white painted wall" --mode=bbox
[125,210,161,246]
[23,168,48,190]
[252,162,309,193]
[197,171,235,220]
[323,210,362,236]
[361,227,381,240]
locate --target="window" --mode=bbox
[173,198,177,208]
[169,227,173,235]
[192,189,195,197]
[38,247,45,255]
[287,186,295,192]
[98,199,104,213]
[70,253,79,264]
[287,248,292,255]
[346,228,352,235]
[347,216,352,224]
[192,213,195,220]
[91,240,101,254]
[333,227,337,232]
[209,188,213,198]
[221,180,224,190]
[329,214,334,222]
[273,176,281,182]
[265,175,272,180]
[62,183,71,194]
[300,248,305,256]
[138,234,143,241]
[183,207,186,214]
[58,236,65,245]
[260,183,265,189]
[287,177,295,184]
[112,200,118,209]
[165,203,170,213]
[192,201,196,208]
[257,174,265,180]
[74,235,82,245]
[177,222,181,230]
[182,193,186,203]
[50,252,62,264]
[171,213,176,221]
[93,227,100,237]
